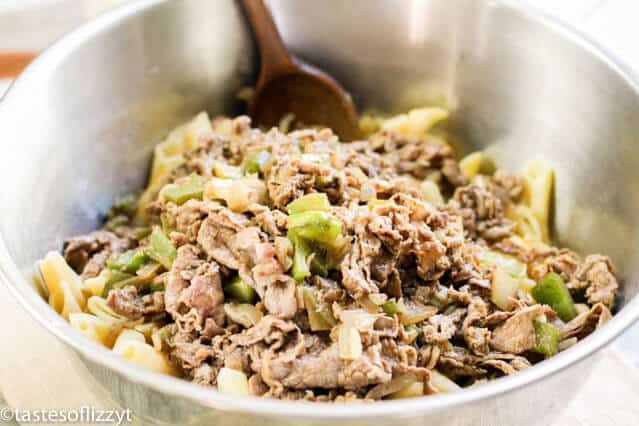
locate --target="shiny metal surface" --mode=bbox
[1,0,639,425]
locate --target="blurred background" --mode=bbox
[1,0,638,423]
[1,0,639,86]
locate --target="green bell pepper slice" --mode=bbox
[242,150,272,175]
[532,272,578,322]
[286,193,330,214]
[160,174,207,205]
[533,320,559,356]
[107,249,149,274]
[145,226,177,270]
[224,276,258,304]
[287,211,342,244]
[382,299,398,315]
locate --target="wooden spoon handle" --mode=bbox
[241,0,293,77]
[0,50,37,79]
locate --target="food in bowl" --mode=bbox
[36,107,617,401]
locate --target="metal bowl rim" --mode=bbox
[1,0,638,419]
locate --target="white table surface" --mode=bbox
[2,1,639,425]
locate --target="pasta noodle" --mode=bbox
[39,251,87,319]
[522,160,554,243]
[459,151,484,178]
[380,107,449,137]
[37,206,174,376]
[112,329,177,376]
[86,296,142,327]
[83,271,108,297]
[359,107,450,139]
[419,180,444,206]
[29,265,48,300]
[358,113,384,137]
[133,322,159,341]
[508,204,544,242]
[69,312,121,348]
[136,112,214,220]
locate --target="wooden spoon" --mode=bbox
[241,0,361,141]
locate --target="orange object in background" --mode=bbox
[0,50,37,78]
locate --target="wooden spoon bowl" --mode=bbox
[242,0,361,141]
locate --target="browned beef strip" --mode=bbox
[571,255,618,308]
[489,305,552,354]
[368,130,467,187]
[106,285,165,320]
[342,194,488,298]
[196,204,251,268]
[528,249,618,309]
[266,154,321,209]
[251,205,288,236]
[166,244,225,338]
[64,230,134,279]
[491,170,525,203]
[452,180,516,243]
[462,297,491,355]
[559,303,612,340]
[340,233,381,299]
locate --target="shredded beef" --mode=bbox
[106,286,165,320]
[559,303,612,340]
[368,130,466,186]
[196,204,251,268]
[529,249,619,309]
[166,244,225,338]
[340,231,381,299]
[571,255,618,308]
[64,230,134,278]
[60,114,621,401]
[490,305,551,354]
[422,309,464,345]
[462,297,491,355]
[252,205,288,236]
[452,180,515,242]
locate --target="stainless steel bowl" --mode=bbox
[1,0,639,425]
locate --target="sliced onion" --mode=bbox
[388,381,424,399]
[490,267,520,311]
[338,324,362,360]
[397,299,438,325]
[224,303,263,328]
[205,176,266,212]
[430,370,461,393]
[366,373,419,400]
[217,367,249,396]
